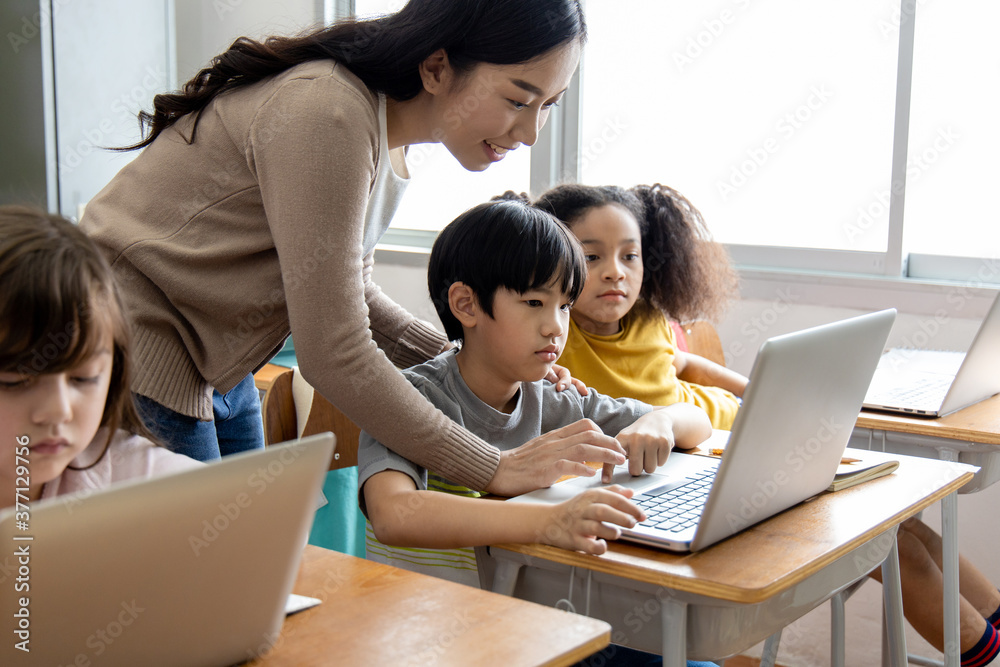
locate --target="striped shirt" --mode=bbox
[358,350,652,586]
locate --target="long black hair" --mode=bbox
[123,0,586,150]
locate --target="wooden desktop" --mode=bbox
[247,545,612,666]
[857,393,1000,447]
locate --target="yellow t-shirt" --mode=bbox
[560,314,740,429]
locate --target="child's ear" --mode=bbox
[418,48,454,95]
[448,282,478,328]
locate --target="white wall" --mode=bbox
[0,0,174,217]
[173,0,323,84]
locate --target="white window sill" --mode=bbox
[737,266,997,318]
[376,244,998,318]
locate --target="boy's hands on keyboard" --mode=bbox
[541,485,646,555]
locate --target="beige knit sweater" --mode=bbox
[81,61,499,490]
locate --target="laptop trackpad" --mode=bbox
[564,466,681,494]
[508,466,679,505]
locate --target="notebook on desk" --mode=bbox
[863,292,1000,417]
[509,309,895,553]
[0,433,334,667]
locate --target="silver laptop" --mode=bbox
[863,292,1000,417]
[0,433,334,667]
[510,309,895,552]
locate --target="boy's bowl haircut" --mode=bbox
[428,199,586,343]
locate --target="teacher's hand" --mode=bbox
[545,363,589,396]
[485,419,626,497]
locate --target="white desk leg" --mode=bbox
[831,591,847,667]
[935,445,961,667]
[760,631,782,667]
[882,535,908,667]
[941,488,960,667]
[661,596,688,667]
[491,559,521,596]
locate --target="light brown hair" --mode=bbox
[0,205,155,466]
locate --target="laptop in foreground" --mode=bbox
[863,292,1000,417]
[1,433,334,667]
[510,309,895,552]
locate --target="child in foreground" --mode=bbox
[358,198,711,588]
[535,183,746,429]
[0,206,199,510]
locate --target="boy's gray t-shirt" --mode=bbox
[357,350,655,511]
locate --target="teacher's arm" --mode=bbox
[361,252,449,368]
[250,75,498,490]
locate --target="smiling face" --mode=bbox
[568,204,645,336]
[431,40,582,171]
[0,331,114,504]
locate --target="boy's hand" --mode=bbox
[613,411,677,478]
[545,363,589,395]
[539,486,644,555]
[486,419,627,497]
[606,404,713,482]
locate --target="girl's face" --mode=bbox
[569,204,644,336]
[0,331,114,503]
[433,40,581,171]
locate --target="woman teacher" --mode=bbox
[81,0,626,495]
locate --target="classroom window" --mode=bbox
[367,0,997,285]
[903,0,999,261]
[580,0,898,254]
[578,0,997,281]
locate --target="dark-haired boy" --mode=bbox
[358,199,711,587]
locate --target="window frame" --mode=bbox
[375,0,998,294]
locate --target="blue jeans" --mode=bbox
[135,373,265,461]
[573,644,719,666]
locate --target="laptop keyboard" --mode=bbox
[869,375,951,409]
[633,469,717,533]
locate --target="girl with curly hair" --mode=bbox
[535,183,747,429]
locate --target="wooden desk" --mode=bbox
[854,394,1000,495]
[485,453,975,667]
[248,546,611,667]
[857,393,1000,447]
